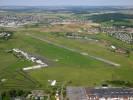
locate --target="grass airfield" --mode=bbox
[0,26,133,90]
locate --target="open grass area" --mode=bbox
[25,31,133,67]
[0,28,133,90]
[22,30,133,86]
[0,33,40,90]
[0,50,37,90]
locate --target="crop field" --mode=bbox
[0,27,133,90]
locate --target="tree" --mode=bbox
[126,49,130,57]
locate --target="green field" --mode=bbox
[0,28,133,91]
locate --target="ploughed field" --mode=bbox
[0,28,133,90]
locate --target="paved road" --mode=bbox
[66,86,88,100]
[27,34,120,67]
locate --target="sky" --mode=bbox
[0,0,133,6]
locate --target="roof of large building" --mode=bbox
[67,87,133,100]
[85,87,133,97]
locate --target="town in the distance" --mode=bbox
[0,5,133,100]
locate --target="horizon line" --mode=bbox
[0,5,133,7]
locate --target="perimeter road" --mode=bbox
[26,34,120,67]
